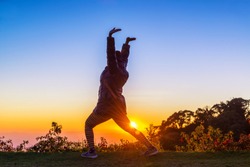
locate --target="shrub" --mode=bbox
[176,125,235,152]
[0,136,14,152]
[29,122,72,152]
[146,124,162,151]
[16,140,29,152]
[235,134,250,151]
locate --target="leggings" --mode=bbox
[85,111,152,149]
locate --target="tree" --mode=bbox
[158,110,194,150]
[159,97,250,150]
[161,110,194,129]
[194,106,216,127]
[211,98,250,140]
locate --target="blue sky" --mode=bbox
[0,0,250,144]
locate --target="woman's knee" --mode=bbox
[123,126,141,135]
[85,119,94,129]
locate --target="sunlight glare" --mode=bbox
[130,121,138,129]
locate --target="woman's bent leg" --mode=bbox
[85,112,110,149]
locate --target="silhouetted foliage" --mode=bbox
[176,125,250,152]
[211,98,250,140]
[161,110,194,129]
[27,122,146,153]
[194,107,216,126]
[145,124,162,150]
[159,97,250,150]
[28,122,69,152]
[0,136,14,152]
[16,140,29,152]
[28,122,89,152]
[176,125,234,152]
[0,136,28,152]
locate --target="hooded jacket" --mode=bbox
[98,37,130,102]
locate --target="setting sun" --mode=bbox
[130,121,138,129]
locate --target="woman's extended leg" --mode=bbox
[113,113,158,156]
[112,113,152,148]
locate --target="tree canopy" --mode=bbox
[158,97,250,150]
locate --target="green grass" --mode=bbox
[0,151,250,167]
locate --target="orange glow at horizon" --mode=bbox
[0,105,167,145]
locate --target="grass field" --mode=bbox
[0,151,250,167]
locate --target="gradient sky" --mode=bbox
[1,0,250,145]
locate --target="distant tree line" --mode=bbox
[154,97,250,150]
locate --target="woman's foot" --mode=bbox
[81,148,98,159]
[143,146,158,157]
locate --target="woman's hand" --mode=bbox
[109,28,122,37]
[126,37,136,44]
